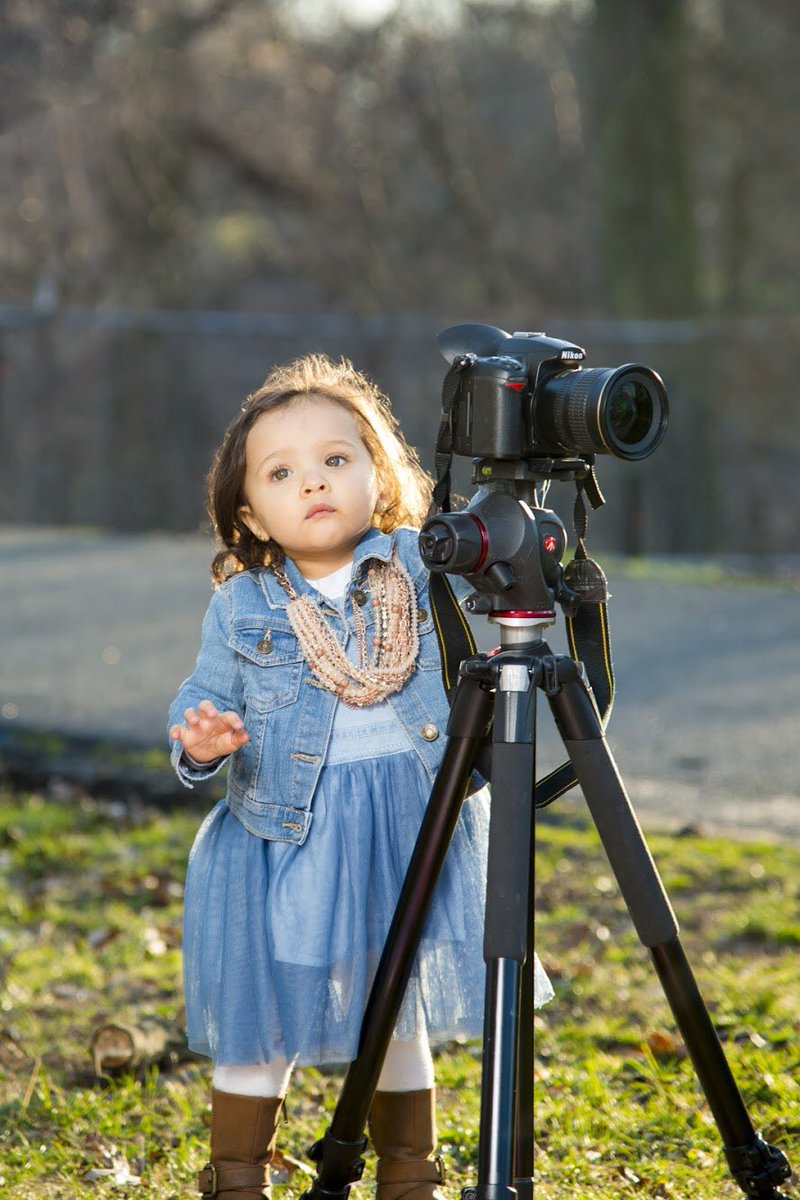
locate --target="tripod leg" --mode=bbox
[544,659,793,1200]
[513,823,535,1200]
[301,671,494,1200]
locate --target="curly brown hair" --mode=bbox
[207,354,434,584]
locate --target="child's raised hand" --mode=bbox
[170,700,249,763]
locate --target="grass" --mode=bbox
[0,786,798,1199]
[602,554,800,591]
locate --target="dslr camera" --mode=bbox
[420,323,670,608]
[439,323,668,465]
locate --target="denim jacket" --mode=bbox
[168,526,475,844]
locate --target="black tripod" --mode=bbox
[301,495,794,1200]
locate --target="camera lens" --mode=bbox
[607,376,654,447]
[535,364,668,460]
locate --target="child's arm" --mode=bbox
[167,586,247,786]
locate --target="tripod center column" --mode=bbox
[495,663,534,745]
[484,655,537,964]
[475,650,539,1197]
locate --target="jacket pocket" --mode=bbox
[229,621,304,714]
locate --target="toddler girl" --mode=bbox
[169,354,553,1200]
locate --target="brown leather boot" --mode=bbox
[368,1088,447,1200]
[197,1089,283,1199]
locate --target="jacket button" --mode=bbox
[353,588,368,606]
[257,636,273,654]
[420,723,439,742]
[417,607,428,622]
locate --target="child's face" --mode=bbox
[239,394,381,578]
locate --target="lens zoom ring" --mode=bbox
[554,371,598,454]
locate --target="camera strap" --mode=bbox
[534,483,614,807]
[428,568,494,784]
[429,553,613,805]
[428,570,478,699]
[431,357,472,514]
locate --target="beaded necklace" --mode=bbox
[272,550,419,708]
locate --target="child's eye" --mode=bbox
[326,454,348,468]
[269,466,291,482]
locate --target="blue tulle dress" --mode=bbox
[181,569,554,1068]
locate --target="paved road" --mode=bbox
[1,526,798,838]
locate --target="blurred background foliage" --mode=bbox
[1,0,799,555]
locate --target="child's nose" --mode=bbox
[301,472,328,494]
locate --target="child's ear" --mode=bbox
[238,504,270,542]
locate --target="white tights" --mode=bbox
[212,1034,434,1098]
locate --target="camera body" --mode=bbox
[441,324,668,463]
[422,322,669,613]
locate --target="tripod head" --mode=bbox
[419,482,581,634]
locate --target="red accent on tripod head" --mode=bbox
[468,512,489,572]
[494,610,556,620]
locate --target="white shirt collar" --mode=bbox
[303,560,353,600]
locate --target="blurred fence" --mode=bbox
[1,305,799,560]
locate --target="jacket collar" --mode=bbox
[256,526,397,611]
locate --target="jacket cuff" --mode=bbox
[170,738,228,788]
